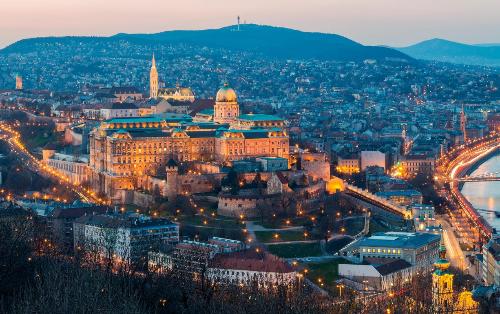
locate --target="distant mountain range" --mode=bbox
[1,24,412,62]
[397,38,500,67]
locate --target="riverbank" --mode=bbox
[462,154,500,230]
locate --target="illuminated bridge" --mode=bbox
[451,171,500,182]
[436,132,500,240]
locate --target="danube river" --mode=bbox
[461,154,500,230]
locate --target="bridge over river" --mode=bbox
[436,132,500,240]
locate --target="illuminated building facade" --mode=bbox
[357,232,440,268]
[149,55,194,102]
[337,155,360,174]
[432,243,479,313]
[149,54,158,99]
[73,213,179,265]
[89,62,289,196]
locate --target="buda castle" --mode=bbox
[88,55,289,196]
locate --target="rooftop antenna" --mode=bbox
[237,16,240,31]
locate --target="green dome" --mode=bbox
[216,82,237,103]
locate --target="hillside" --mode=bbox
[2,24,411,62]
[397,38,500,67]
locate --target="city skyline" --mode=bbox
[1,0,500,49]
[0,2,498,313]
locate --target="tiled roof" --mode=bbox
[186,130,216,138]
[166,100,191,107]
[106,116,164,124]
[109,86,141,94]
[375,259,412,276]
[50,206,109,219]
[239,114,283,121]
[103,102,138,110]
[189,99,215,116]
[276,172,289,184]
[209,250,294,273]
[75,214,176,229]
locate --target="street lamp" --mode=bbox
[336,284,344,297]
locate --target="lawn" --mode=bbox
[302,258,352,294]
[255,230,308,243]
[180,215,243,229]
[325,237,353,254]
[253,216,311,229]
[342,218,365,236]
[25,133,56,149]
[368,218,391,235]
[266,242,322,258]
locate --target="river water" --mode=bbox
[461,154,500,231]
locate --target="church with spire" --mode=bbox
[149,54,158,99]
[432,240,478,313]
[148,54,195,102]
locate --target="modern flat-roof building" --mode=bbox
[73,213,179,265]
[355,232,440,268]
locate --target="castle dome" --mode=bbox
[216,83,237,103]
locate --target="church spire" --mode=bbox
[149,53,158,99]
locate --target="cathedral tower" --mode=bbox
[432,242,454,313]
[214,82,239,124]
[150,54,158,99]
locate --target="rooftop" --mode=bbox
[105,116,165,124]
[49,205,109,219]
[209,250,294,273]
[375,259,412,276]
[74,213,177,229]
[358,232,440,249]
[239,114,283,121]
[376,189,422,197]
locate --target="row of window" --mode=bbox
[362,247,402,254]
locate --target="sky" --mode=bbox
[1,0,499,48]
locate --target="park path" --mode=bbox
[245,220,305,245]
[245,221,304,232]
[265,240,318,245]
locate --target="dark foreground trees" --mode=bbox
[0,215,486,314]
